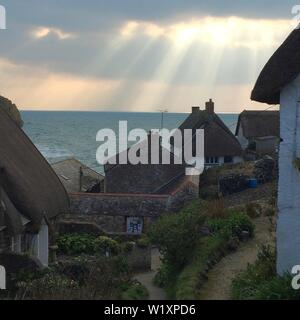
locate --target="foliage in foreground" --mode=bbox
[7,256,131,300]
[148,200,207,271]
[120,280,149,300]
[231,246,300,300]
[149,200,255,299]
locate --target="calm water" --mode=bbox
[21,111,238,174]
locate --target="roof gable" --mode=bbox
[180,110,242,157]
[52,158,104,193]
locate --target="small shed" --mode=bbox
[235,110,280,154]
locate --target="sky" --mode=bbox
[0,0,298,113]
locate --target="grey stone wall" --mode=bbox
[62,178,199,235]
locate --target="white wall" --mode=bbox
[38,222,49,267]
[278,74,300,274]
[233,156,243,164]
[236,126,249,150]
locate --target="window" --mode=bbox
[224,156,233,164]
[205,157,219,164]
[127,217,143,235]
[21,233,38,255]
[11,235,21,253]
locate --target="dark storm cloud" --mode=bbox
[0,0,297,85]
[2,0,298,27]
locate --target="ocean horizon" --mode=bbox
[22,111,239,174]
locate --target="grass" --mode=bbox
[231,246,300,300]
[175,234,228,300]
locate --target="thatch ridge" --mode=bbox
[235,110,279,138]
[251,28,300,104]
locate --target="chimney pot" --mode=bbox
[205,99,214,114]
[192,106,200,113]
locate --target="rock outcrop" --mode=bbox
[0,96,23,127]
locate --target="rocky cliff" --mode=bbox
[0,96,23,127]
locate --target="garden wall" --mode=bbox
[61,176,199,235]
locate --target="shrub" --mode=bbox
[231,246,300,300]
[137,236,151,248]
[120,280,149,300]
[122,241,136,253]
[151,209,254,299]
[148,201,206,270]
[94,236,121,256]
[208,212,255,240]
[205,199,228,219]
[84,256,130,299]
[57,234,96,255]
[175,234,228,300]
[16,272,80,300]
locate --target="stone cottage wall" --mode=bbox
[65,193,170,234]
[61,177,199,235]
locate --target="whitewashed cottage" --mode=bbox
[251,27,300,274]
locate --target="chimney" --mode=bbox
[192,106,200,113]
[205,99,214,114]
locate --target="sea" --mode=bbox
[21,111,239,175]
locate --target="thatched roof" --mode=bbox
[180,110,242,157]
[235,110,279,139]
[0,106,69,233]
[0,187,24,236]
[52,158,104,193]
[0,96,23,127]
[251,28,300,104]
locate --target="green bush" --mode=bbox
[122,241,136,253]
[175,234,228,300]
[175,213,254,299]
[137,236,151,248]
[120,281,149,300]
[94,236,121,256]
[148,201,206,270]
[57,234,96,255]
[16,272,80,300]
[150,209,254,300]
[231,246,300,300]
[208,212,255,240]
